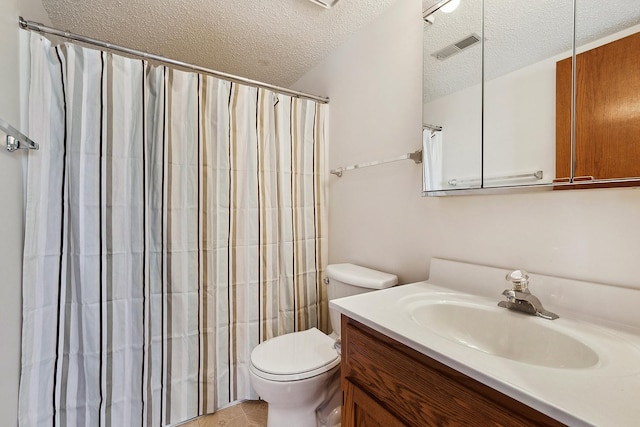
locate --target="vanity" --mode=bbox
[331,259,640,426]
[340,317,562,426]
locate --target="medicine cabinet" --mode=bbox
[422,0,640,195]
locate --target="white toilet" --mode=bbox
[249,263,398,427]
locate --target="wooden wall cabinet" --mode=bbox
[340,315,565,427]
[556,31,640,187]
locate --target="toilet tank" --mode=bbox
[325,263,397,336]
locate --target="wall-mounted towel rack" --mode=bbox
[330,150,423,177]
[0,118,39,152]
[423,124,443,132]
[448,170,543,187]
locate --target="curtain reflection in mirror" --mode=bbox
[423,127,443,191]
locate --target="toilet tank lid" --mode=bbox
[326,263,398,289]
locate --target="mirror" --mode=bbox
[422,0,640,194]
[482,0,573,188]
[422,0,482,192]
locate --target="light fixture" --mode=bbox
[423,0,461,21]
[306,0,340,8]
[440,0,461,13]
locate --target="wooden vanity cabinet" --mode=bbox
[340,315,565,427]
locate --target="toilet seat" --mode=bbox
[250,328,340,382]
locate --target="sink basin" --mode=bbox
[408,298,599,369]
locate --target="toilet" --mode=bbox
[249,263,398,427]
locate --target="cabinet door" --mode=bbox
[342,380,405,427]
[556,31,640,182]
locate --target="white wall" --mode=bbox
[292,0,640,290]
[0,0,50,425]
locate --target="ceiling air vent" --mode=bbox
[431,33,481,61]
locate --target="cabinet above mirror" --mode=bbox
[422,0,640,196]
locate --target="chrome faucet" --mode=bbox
[498,270,559,320]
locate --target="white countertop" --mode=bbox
[331,277,640,427]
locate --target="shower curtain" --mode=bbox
[422,128,443,191]
[19,33,327,427]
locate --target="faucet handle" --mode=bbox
[506,269,529,292]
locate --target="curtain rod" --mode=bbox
[19,17,330,104]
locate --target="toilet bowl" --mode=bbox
[249,264,398,427]
[250,328,341,426]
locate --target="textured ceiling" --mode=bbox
[423,0,640,103]
[41,0,397,88]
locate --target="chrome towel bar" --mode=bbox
[0,118,39,152]
[330,150,423,178]
[448,170,543,187]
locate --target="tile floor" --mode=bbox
[179,400,268,427]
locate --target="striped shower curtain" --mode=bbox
[19,33,328,427]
